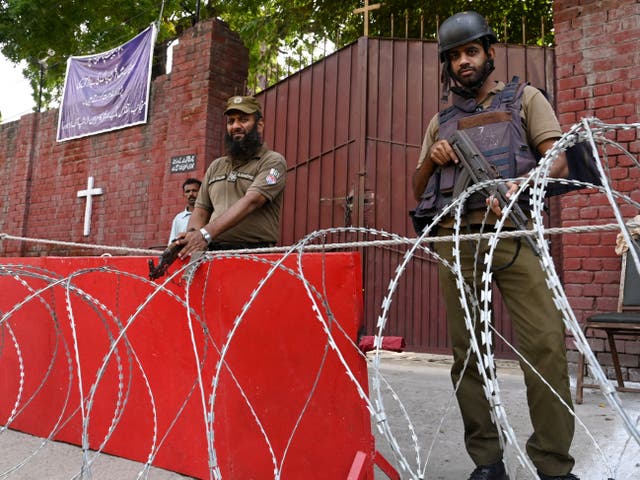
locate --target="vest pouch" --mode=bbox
[438,164,457,193]
[409,173,439,234]
[409,210,429,235]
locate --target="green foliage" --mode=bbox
[368,0,554,45]
[0,0,553,109]
[0,0,185,109]
[213,0,555,91]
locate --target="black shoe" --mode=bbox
[537,472,580,480]
[468,460,509,480]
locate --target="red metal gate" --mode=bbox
[257,37,555,355]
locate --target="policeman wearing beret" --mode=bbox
[177,95,286,255]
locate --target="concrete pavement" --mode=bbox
[0,352,638,479]
[370,352,640,480]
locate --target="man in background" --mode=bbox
[168,178,201,245]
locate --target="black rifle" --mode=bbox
[449,130,540,256]
[148,242,185,280]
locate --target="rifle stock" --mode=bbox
[148,242,185,280]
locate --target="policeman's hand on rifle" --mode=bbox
[428,139,459,167]
[176,228,209,259]
[429,138,516,219]
[486,181,519,218]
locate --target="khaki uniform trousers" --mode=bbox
[435,227,575,476]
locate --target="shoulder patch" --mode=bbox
[265,168,281,185]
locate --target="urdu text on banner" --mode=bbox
[56,24,157,142]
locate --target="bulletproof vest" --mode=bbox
[412,77,538,228]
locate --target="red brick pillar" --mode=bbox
[554,0,640,379]
[147,19,249,246]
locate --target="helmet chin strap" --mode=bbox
[449,58,495,99]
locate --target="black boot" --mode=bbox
[468,460,509,480]
[537,471,580,480]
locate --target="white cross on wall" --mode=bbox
[77,176,104,236]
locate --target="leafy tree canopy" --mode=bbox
[0,0,553,111]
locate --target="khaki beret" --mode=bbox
[224,95,262,115]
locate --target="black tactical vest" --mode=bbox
[411,76,538,232]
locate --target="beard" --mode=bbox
[454,67,485,90]
[224,124,263,162]
[449,58,495,99]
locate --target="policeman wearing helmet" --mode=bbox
[438,11,498,100]
[412,11,577,480]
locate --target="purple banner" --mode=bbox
[56,25,156,142]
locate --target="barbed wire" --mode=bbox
[1,118,639,479]
[2,220,638,259]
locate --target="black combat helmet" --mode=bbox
[438,11,497,62]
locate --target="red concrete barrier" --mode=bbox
[0,252,375,479]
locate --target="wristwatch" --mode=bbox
[199,227,212,245]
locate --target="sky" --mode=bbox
[0,53,36,123]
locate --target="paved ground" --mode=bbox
[0,352,638,479]
[369,352,640,480]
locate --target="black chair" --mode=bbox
[575,240,640,404]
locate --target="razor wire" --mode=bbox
[0,118,638,479]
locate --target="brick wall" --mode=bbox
[0,18,248,256]
[1,7,639,370]
[554,0,640,381]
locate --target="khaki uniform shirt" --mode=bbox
[416,81,562,226]
[196,144,286,243]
